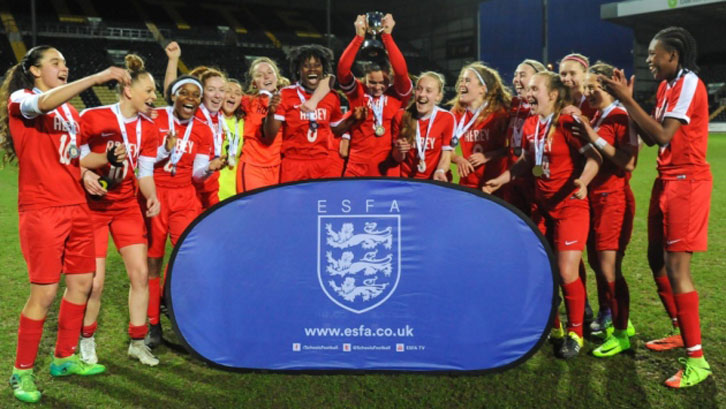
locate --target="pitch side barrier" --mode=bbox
[166,178,557,373]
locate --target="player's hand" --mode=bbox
[209,155,227,172]
[164,131,177,152]
[599,69,634,102]
[267,92,281,115]
[433,169,447,182]
[300,99,317,113]
[82,170,107,196]
[354,14,367,37]
[467,152,488,167]
[562,104,582,117]
[454,156,475,177]
[165,41,181,60]
[573,178,588,199]
[571,114,594,143]
[395,138,411,154]
[382,14,395,34]
[339,138,350,159]
[94,66,131,86]
[145,195,161,217]
[481,178,503,194]
[353,106,368,122]
[106,143,127,166]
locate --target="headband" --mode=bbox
[467,68,488,91]
[171,78,203,97]
[561,55,589,70]
[523,61,543,73]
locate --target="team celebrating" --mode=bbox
[0,11,713,403]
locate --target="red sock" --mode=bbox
[128,324,148,340]
[148,277,161,325]
[15,314,45,369]
[614,277,630,330]
[82,321,97,338]
[54,299,86,358]
[562,279,585,338]
[654,276,678,327]
[674,291,703,358]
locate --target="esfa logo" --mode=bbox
[318,214,400,314]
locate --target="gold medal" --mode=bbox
[532,165,544,177]
[374,125,385,137]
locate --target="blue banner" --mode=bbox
[167,179,556,372]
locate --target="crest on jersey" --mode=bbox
[318,215,401,314]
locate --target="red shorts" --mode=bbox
[196,189,219,210]
[280,157,335,183]
[238,162,280,193]
[589,186,634,252]
[147,185,201,258]
[327,152,346,178]
[344,151,398,177]
[532,196,589,251]
[648,177,711,252]
[18,204,96,284]
[90,203,147,258]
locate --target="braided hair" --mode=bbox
[653,26,699,73]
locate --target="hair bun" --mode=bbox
[125,54,145,73]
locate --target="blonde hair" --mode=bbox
[448,62,512,123]
[399,71,446,144]
[190,66,226,87]
[559,53,590,71]
[116,53,151,95]
[246,57,289,94]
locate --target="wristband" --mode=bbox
[594,137,608,150]
[435,169,445,174]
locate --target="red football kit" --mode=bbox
[648,69,712,253]
[238,94,282,192]
[147,107,212,258]
[80,104,159,256]
[587,103,638,252]
[522,113,591,251]
[502,96,535,214]
[273,84,344,182]
[452,107,509,189]
[193,105,225,209]
[9,88,95,283]
[392,107,455,179]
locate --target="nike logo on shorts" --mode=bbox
[565,240,578,246]
[101,132,115,137]
[667,239,682,246]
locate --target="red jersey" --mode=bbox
[653,69,711,180]
[152,107,213,188]
[80,105,158,210]
[588,104,637,194]
[392,107,455,179]
[9,89,85,210]
[241,94,282,167]
[452,107,509,187]
[522,114,589,207]
[345,80,403,162]
[193,106,224,192]
[273,84,344,160]
[506,97,533,156]
[576,95,598,120]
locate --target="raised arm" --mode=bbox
[338,15,367,88]
[163,41,181,96]
[380,14,411,97]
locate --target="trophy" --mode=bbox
[360,11,386,62]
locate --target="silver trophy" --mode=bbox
[361,11,386,61]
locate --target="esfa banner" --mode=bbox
[167,179,556,372]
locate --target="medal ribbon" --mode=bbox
[113,103,142,171]
[533,113,553,167]
[168,107,195,169]
[453,102,485,145]
[415,106,439,166]
[200,104,224,157]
